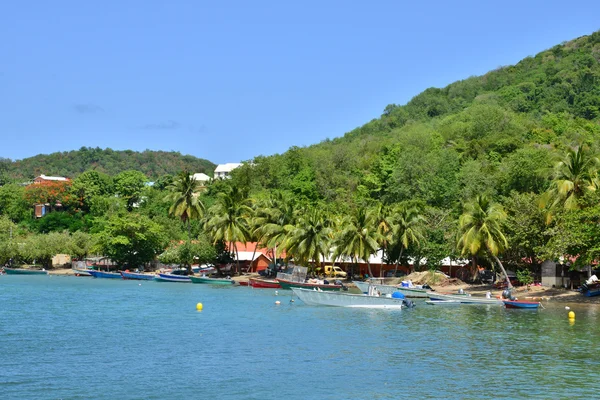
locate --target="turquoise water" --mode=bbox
[1,276,599,399]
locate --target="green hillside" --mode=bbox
[233,31,600,209]
[2,147,215,180]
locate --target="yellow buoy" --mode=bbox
[196,303,203,311]
[568,311,575,319]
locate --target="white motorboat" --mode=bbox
[353,281,430,298]
[292,287,404,309]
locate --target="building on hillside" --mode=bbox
[214,163,243,179]
[191,172,211,186]
[33,174,70,184]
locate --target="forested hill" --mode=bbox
[2,147,215,180]
[236,30,600,209]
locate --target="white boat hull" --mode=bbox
[428,292,503,305]
[292,288,403,309]
[353,281,429,298]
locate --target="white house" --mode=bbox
[191,172,211,186]
[214,163,243,179]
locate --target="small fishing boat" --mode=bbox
[120,271,156,280]
[425,300,463,306]
[72,268,92,276]
[428,292,503,305]
[190,276,235,285]
[276,277,343,291]
[4,267,48,275]
[154,272,191,283]
[249,277,281,288]
[88,270,123,279]
[238,281,249,286]
[292,287,404,309]
[353,281,429,298]
[503,300,541,309]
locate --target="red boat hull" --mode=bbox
[249,278,281,288]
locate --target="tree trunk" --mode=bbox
[493,255,513,289]
[234,243,240,276]
[393,248,404,277]
[367,260,374,279]
[471,255,478,281]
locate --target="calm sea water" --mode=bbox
[1,275,599,400]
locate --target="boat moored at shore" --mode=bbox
[4,267,48,275]
[292,287,404,309]
[190,275,235,285]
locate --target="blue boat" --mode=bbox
[120,271,156,280]
[88,270,123,279]
[503,300,540,309]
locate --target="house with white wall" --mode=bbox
[214,163,243,179]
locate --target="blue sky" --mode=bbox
[1,1,599,164]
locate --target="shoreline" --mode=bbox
[42,268,599,305]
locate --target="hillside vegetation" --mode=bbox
[1,147,214,181]
[235,31,600,209]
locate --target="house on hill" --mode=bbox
[191,172,211,186]
[33,174,70,184]
[214,163,242,179]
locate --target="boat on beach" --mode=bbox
[88,270,123,279]
[120,271,156,280]
[428,292,503,305]
[190,275,235,285]
[503,300,541,309]
[249,277,281,288]
[4,267,48,275]
[154,272,191,282]
[277,277,343,291]
[72,268,92,276]
[292,287,404,309]
[353,281,429,298]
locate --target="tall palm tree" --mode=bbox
[164,171,204,239]
[205,186,253,274]
[388,205,425,275]
[541,144,599,220]
[253,191,296,263]
[283,206,332,269]
[458,195,512,289]
[374,203,393,278]
[334,206,380,279]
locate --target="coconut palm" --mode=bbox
[253,191,296,262]
[333,205,380,279]
[388,205,425,275]
[283,206,332,269]
[164,171,205,239]
[373,203,393,277]
[541,144,599,220]
[458,194,512,289]
[205,186,253,274]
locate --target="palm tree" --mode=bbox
[388,205,425,276]
[374,203,393,278]
[164,171,204,239]
[253,191,296,263]
[458,194,512,289]
[205,186,253,275]
[541,144,599,220]
[283,206,332,270]
[333,206,380,279]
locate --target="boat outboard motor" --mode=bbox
[334,279,348,291]
[402,299,415,308]
[502,289,516,300]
